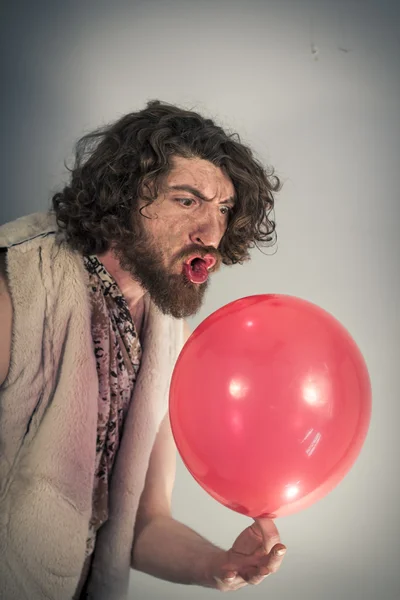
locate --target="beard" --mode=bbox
[113,213,221,319]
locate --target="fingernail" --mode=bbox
[276,548,286,556]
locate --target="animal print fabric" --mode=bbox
[74,255,142,598]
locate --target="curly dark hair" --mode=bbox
[52,99,281,265]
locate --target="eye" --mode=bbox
[177,198,196,208]
[219,205,232,216]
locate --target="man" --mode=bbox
[0,100,286,600]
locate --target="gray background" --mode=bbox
[1,0,399,598]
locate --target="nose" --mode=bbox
[189,210,225,249]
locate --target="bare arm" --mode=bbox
[0,251,12,387]
[131,320,287,591]
[131,320,225,588]
[132,512,224,587]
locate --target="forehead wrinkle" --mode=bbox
[165,157,236,203]
[167,184,235,205]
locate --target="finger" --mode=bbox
[253,518,281,553]
[241,565,269,585]
[246,572,271,586]
[258,544,287,575]
[214,574,248,591]
[222,570,238,582]
[230,546,287,588]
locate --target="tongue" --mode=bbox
[183,258,209,284]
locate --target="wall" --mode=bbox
[1,1,399,598]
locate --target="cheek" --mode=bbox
[164,218,189,241]
[154,225,181,258]
[149,213,191,255]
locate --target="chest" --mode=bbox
[129,297,145,341]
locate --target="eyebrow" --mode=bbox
[168,184,236,206]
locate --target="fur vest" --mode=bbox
[0,213,184,600]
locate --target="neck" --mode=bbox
[97,249,146,312]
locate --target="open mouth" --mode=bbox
[182,254,216,284]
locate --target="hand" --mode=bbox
[210,518,286,592]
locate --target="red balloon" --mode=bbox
[169,294,371,518]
